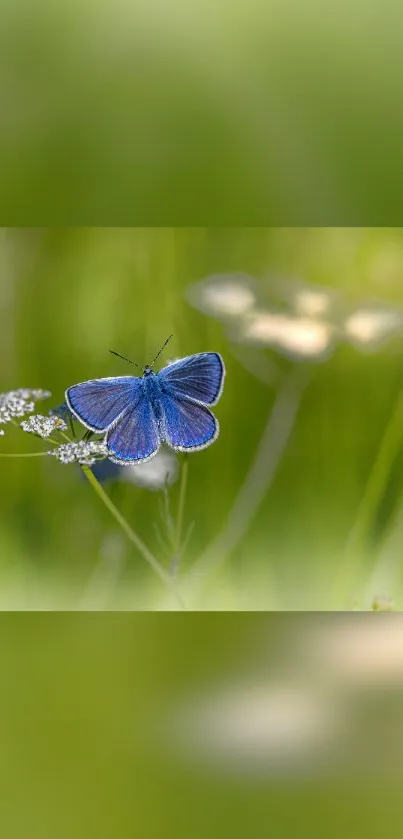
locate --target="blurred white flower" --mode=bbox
[169,681,338,772]
[268,277,338,318]
[123,448,179,491]
[187,272,403,364]
[344,307,403,349]
[293,287,336,318]
[187,274,338,363]
[238,311,335,361]
[304,617,403,688]
[186,273,257,319]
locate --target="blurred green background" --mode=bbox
[1,227,403,609]
[1,612,403,839]
[1,0,403,222]
[3,4,403,836]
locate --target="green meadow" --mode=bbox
[1,227,403,610]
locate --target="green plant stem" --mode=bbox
[0,451,50,457]
[334,388,403,605]
[175,455,188,558]
[81,465,187,609]
[184,365,310,600]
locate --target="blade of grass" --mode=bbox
[81,465,187,610]
[333,388,403,607]
[184,365,310,602]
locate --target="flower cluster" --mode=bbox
[20,414,68,439]
[186,274,336,362]
[0,388,51,431]
[3,386,180,492]
[48,440,108,466]
[187,273,403,362]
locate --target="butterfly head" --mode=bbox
[110,336,173,377]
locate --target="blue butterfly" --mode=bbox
[65,345,225,465]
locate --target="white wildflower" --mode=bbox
[0,388,51,426]
[238,311,334,360]
[48,440,108,466]
[344,307,403,349]
[21,414,68,439]
[187,274,257,319]
[268,277,338,318]
[293,288,335,318]
[169,681,338,773]
[12,388,51,401]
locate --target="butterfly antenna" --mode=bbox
[109,350,141,369]
[150,334,173,368]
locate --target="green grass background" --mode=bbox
[0,612,402,839]
[2,4,403,834]
[1,0,403,223]
[1,227,403,609]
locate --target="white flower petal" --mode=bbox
[239,311,334,360]
[187,274,257,319]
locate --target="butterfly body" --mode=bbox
[139,369,162,423]
[66,352,225,465]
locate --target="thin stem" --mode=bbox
[361,495,403,609]
[184,365,310,600]
[81,465,187,610]
[334,388,403,605]
[0,450,50,457]
[175,455,189,558]
[69,414,76,438]
[1,431,69,454]
[162,485,175,546]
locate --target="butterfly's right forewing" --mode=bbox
[66,377,141,432]
[158,352,225,405]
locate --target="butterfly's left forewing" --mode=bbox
[66,377,141,432]
[106,395,160,464]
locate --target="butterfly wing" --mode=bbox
[159,391,219,452]
[106,395,160,464]
[66,377,141,432]
[158,352,225,405]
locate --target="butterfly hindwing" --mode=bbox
[158,352,225,405]
[160,391,218,451]
[66,377,141,432]
[106,395,160,464]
